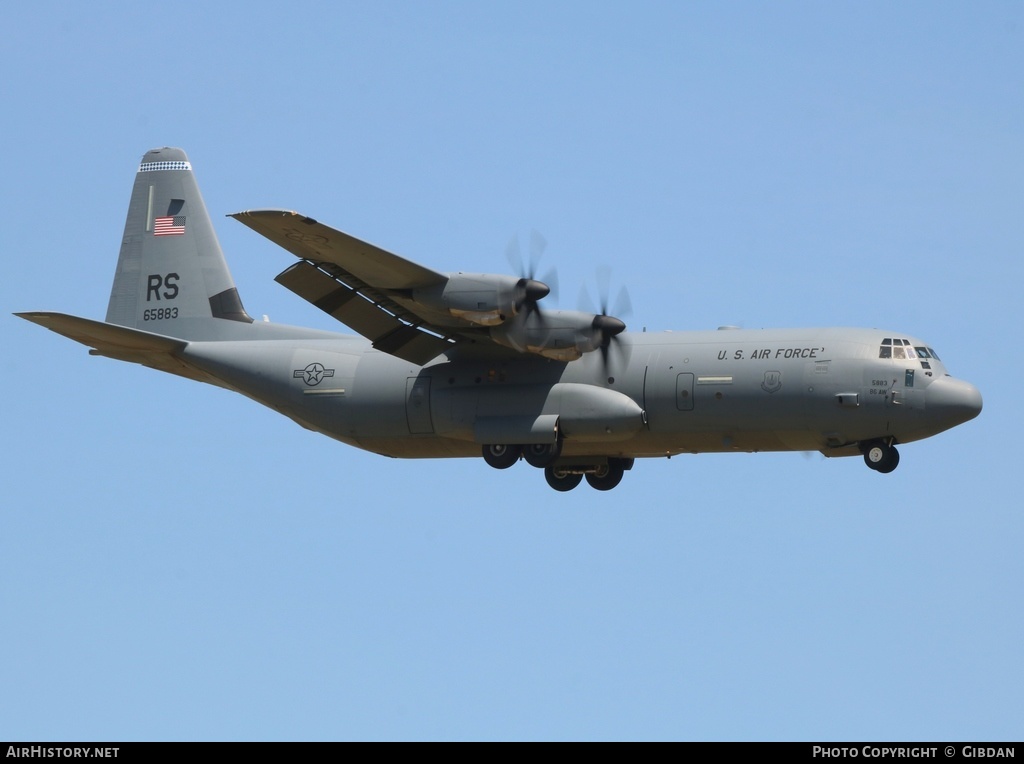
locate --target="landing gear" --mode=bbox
[481,440,560,469]
[482,440,632,491]
[544,465,584,492]
[542,458,633,491]
[863,440,900,473]
[482,443,522,469]
[522,440,563,468]
[585,460,625,491]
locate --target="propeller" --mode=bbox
[506,231,558,311]
[580,266,633,374]
[502,231,561,353]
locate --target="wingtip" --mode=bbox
[228,209,302,219]
[14,310,51,322]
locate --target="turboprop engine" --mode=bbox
[412,273,550,327]
[489,308,626,362]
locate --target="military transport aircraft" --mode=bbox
[17,148,982,491]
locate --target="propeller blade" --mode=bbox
[577,267,633,373]
[505,233,524,277]
[528,230,547,278]
[595,265,612,314]
[507,231,556,310]
[577,283,595,315]
[612,285,632,320]
[540,266,559,304]
[582,267,630,321]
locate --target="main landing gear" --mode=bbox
[481,441,563,469]
[482,442,633,491]
[545,460,630,492]
[482,443,521,469]
[862,440,900,473]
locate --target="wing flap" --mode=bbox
[275,262,452,365]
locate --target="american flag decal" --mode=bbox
[154,215,186,236]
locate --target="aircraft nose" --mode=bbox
[927,377,983,428]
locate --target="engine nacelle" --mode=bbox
[412,273,549,327]
[489,309,624,362]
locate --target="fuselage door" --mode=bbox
[676,372,694,411]
[406,376,434,434]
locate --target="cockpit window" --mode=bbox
[879,339,927,362]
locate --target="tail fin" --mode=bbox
[105,147,252,338]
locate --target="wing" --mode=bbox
[232,209,628,366]
[231,210,459,365]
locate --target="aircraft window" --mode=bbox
[929,348,941,361]
[879,338,924,360]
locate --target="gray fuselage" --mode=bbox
[179,325,982,462]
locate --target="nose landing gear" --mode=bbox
[862,440,900,473]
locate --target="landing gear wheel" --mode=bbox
[876,447,899,473]
[482,443,521,470]
[545,465,583,492]
[863,442,900,473]
[586,461,625,491]
[523,439,563,468]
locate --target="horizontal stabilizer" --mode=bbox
[15,312,217,384]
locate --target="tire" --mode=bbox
[876,447,900,474]
[545,465,582,492]
[863,442,899,473]
[864,444,887,469]
[523,439,562,468]
[482,443,521,469]
[586,462,624,491]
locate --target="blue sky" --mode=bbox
[2,1,1021,741]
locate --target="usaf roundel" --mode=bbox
[294,362,335,386]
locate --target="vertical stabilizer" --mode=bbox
[105,147,252,337]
